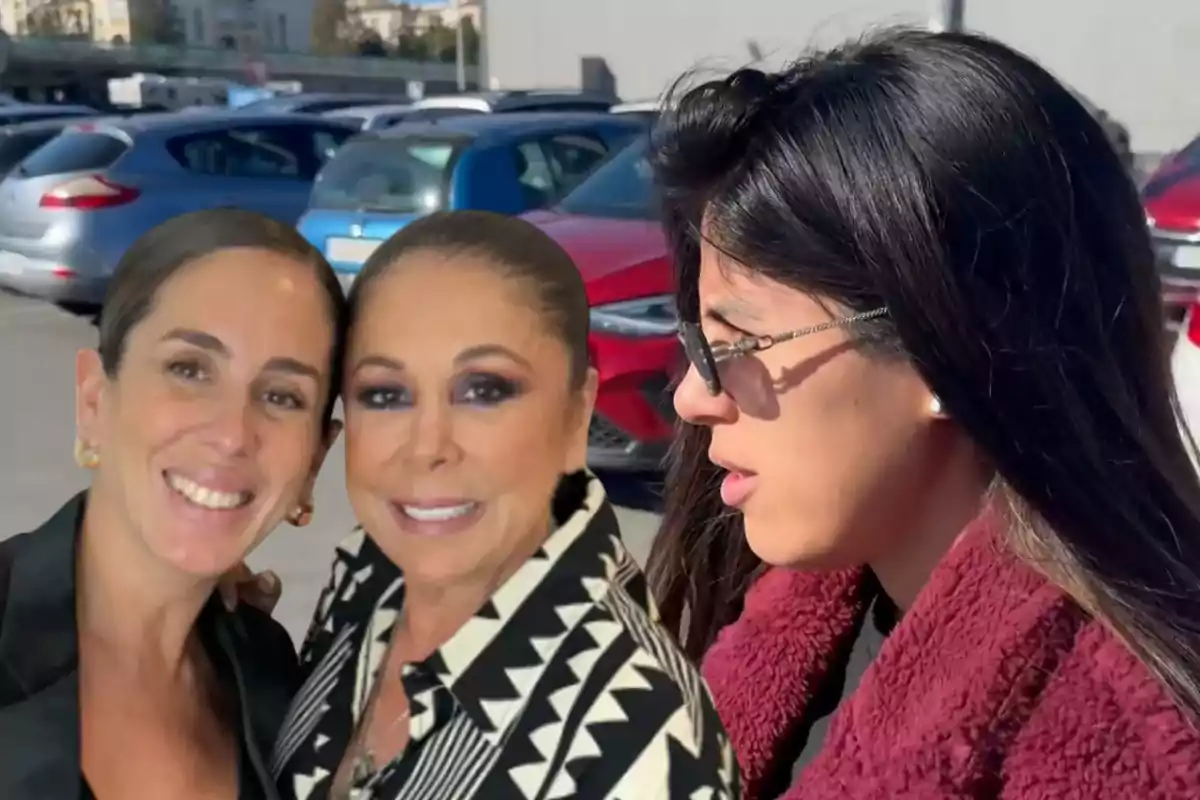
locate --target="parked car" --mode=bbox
[1144,133,1200,327]
[0,111,357,308]
[0,118,101,179]
[0,104,96,126]
[236,92,404,115]
[299,112,644,286]
[523,135,676,471]
[408,90,615,116]
[1172,297,1200,443]
[322,103,481,131]
[609,100,660,123]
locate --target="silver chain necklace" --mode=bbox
[342,631,413,799]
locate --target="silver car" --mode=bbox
[0,111,357,307]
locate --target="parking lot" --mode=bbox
[0,290,665,642]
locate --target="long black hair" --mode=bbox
[644,27,1200,718]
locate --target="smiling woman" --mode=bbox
[272,210,739,800]
[0,208,347,800]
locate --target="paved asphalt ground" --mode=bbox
[0,290,665,643]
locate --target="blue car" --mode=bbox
[298,112,645,284]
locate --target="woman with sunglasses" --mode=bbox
[647,28,1200,799]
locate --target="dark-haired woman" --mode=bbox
[0,209,346,799]
[646,28,1200,799]
[272,211,738,800]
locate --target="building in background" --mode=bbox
[160,0,309,52]
[352,0,479,44]
[481,0,1200,154]
[0,0,311,51]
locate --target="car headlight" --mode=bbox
[589,294,678,337]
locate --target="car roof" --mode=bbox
[412,90,615,111]
[367,111,639,143]
[0,116,103,134]
[71,111,359,137]
[243,92,401,108]
[610,100,660,113]
[325,103,414,117]
[1,104,95,117]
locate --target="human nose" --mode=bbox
[674,362,737,426]
[202,396,259,458]
[405,401,461,469]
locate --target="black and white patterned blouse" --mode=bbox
[272,471,740,800]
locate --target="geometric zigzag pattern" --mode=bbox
[272,470,741,799]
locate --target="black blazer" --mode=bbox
[0,493,301,799]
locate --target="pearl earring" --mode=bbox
[929,395,943,416]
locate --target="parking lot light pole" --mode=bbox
[455,0,466,91]
[944,0,965,31]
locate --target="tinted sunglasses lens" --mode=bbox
[679,323,721,395]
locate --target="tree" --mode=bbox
[422,18,457,63]
[26,8,67,38]
[129,0,184,45]
[460,17,480,66]
[25,0,75,38]
[356,30,387,58]
[311,0,356,56]
[395,32,431,61]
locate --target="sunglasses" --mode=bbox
[678,307,889,395]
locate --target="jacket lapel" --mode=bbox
[0,494,87,799]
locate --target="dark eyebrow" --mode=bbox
[162,328,319,382]
[352,355,404,374]
[351,345,533,375]
[162,328,227,354]
[263,357,321,382]
[455,344,532,370]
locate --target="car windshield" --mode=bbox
[309,137,458,213]
[555,137,656,220]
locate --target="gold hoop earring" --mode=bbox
[288,502,314,527]
[74,438,99,469]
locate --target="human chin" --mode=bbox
[742,502,845,570]
[148,466,273,577]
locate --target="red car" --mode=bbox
[1144,134,1200,324]
[524,136,677,471]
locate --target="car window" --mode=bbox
[309,125,355,167]
[168,124,348,180]
[16,131,130,177]
[309,137,458,213]
[556,137,656,220]
[168,128,298,179]
[0,129,61,173]
[543,133,608,195]
[504,101,611,113]
[1178,137,1200,168]
[513,140,557,208]
[405,108,483,122]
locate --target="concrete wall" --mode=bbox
[482,0,1199,153]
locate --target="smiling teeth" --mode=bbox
[167,472,249,510]
[402,503,477,522]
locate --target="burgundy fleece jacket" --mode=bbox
[702,515,1200,799]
